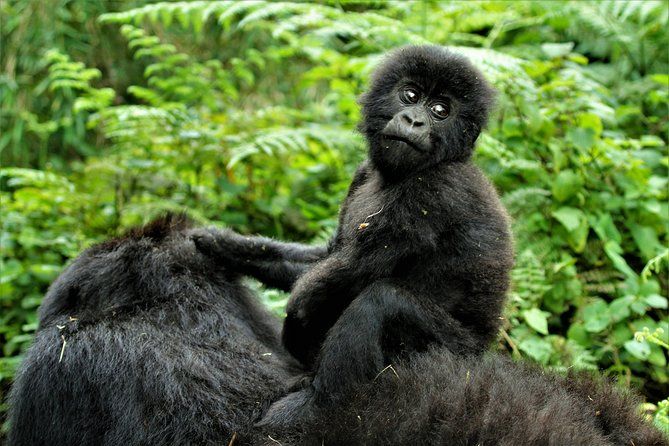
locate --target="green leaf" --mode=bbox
[624,339,651,360]
[0,260,24,284]
[648,344,667,367]
[609,296,634,323]
[645,294,668,309]
[551,170,583,202]
[518,336,553,364]
[630,225,662,261]
[541,42,574,58]
[552,207,589,252]
[578,113,603,137]
[567,323,591,347]
[28,264,62,282]
[604,241,638,279]
[591,213,621,244]
[567,127,596,151]
[552,207,584,232]
[582,299,610,333]
[523,308,549,335]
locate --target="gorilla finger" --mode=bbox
[189,228,225,256]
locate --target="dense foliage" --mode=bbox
[1,0,667,434]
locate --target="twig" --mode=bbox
[374,364,399,381]
[58,335,67,363]
[227,432,237,446]
[500,328,521,359]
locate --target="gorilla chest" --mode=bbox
[341,182,387,240]
[339,178,434,245]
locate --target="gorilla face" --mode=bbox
[359,45,496,178]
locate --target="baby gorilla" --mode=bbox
[194,45,513,425]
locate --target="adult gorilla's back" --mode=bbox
[8,216,666,445]
[7,215,297,446]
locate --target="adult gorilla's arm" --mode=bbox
[191,228,329,292]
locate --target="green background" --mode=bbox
[1,0,668,435]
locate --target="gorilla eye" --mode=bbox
[401,87,420,104]
[430,102,450,119]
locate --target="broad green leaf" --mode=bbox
[567,127,596,151]
[0,260,23,284]
[609,296,634,323]
[552,207,584,232]
[552,207,589,252]
[551,169,582,202]
[582,299,610,333]
[518,336,553,364]
[630,224,662,261]
[624,339,651,360]
[567,323,590,347]
[645,294,668,309]
[523,308,549,335]
[578,113,603,136]
[648,344,667,367]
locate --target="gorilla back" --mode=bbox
[8,215,666,446]
[7,215,297,446]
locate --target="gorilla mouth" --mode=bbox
[382,134,427,153]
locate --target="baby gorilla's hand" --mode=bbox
[189,227,250,266]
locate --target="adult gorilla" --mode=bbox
[7,216,666,446]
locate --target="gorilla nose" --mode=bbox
[401,111,425,127]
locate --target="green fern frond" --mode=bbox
[226,125,363,168]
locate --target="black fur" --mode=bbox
[7,215,300,446]
[277,348,667,446]
[8,216,666,445]
[192,46,513,424]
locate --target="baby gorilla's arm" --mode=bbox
[191,228,328,291]
[281,237,425,367]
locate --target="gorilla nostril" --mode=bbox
[401,112,425,128]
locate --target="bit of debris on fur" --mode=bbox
[227,432,237,446]
[421,209,428,215]
[358,222,370,230]
[262,352,272,356]
[373,364,399,381]
[268,435,282,445]
[58,335,67,363]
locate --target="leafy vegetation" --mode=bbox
[1,0,667,434]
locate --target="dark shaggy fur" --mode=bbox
[274,349,667,446]
[7,215,300,446]
[8,216,666,445]
[192,45,513,424]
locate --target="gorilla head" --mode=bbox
[359,46,496,176]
